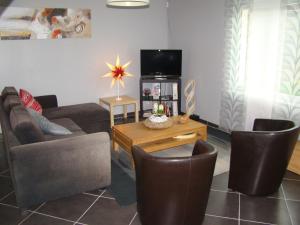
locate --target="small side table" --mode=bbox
[99,95,139,127]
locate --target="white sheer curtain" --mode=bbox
[220,0,300,131]
[244,0,282,130]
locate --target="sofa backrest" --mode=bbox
[0,87,45,148]
[3,95,22,113]
[1,87,18,100]
[0,97,21,148]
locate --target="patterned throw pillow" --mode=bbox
[19,89,42,114]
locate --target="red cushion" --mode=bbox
[19,89,42,113]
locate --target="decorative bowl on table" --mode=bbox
[143,114,173,129]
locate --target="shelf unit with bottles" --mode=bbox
[140,78,181,118]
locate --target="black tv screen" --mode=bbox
[141,49,182,78]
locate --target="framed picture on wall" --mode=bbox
[0,6,91,40]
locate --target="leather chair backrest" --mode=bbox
[253,118,295,132]
[229,118,300,195]
[132,140,217,225]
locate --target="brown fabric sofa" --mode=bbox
[0,87,111,209]
[33,94,110,134]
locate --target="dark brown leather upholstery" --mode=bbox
[132,140,218,225]
[229,118,300,196]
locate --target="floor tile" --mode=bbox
[0,177,13,199]
[21,213,74,225]
[79,198,136,225]
[206,190,239,219]
[130,214,141,225]
[284,171,300,180]
[37,193,97,221]
[202,215,238,225]
[0,192,16,206]
[0,204,26,225]
[131,212,239,225]
[240,221,270,225]
[0,170,10,177]
[101,190,115,199]
[211,172,230,191]
[287,200,300,225]
[268,187,285,199]
[240,195,292,225]
[282,180,300,201]
[85,188,104,196]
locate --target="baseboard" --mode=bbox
[189,114,231,142]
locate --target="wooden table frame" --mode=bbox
[99,95,139,128]
[288,141,300,175]
[112,117,207,168]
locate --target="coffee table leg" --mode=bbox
[110,106,114,128]
[112,139,120,161]
[129,149,135,169]
[113,140,120,152]
[123,105,128,119]
[135,103,139,123]
[198,128,207,141]
[130,156,135,169]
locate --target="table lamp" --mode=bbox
[102,55,133,101]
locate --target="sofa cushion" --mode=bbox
[43,103,110,120]
[10,105,45,144]
[1,87,18,100]
[3,95,22,113]
[19,89,43,113]
[44,118,86,141]
[27,108,72,135]
[50,118,83,132]
[43,103,110,133]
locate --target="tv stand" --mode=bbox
[140,77,181,118]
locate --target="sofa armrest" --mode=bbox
[10,132,111,208]
[34,95,58,109]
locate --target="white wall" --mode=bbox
[0,0,168,113]
[168,0,225,125]
[0,0,226,123]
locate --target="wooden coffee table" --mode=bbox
[112,117,207,168]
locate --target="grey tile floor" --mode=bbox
[1,118,300,225]
[1,168,300,225]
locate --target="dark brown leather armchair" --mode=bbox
[229,118,300,196]
[132,140,218,225]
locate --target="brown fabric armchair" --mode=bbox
[229,118,300,196]
[132,140,218,225]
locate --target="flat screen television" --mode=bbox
[141,49,182,78]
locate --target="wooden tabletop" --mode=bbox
[113,116,207,145]
[99,95,138,106]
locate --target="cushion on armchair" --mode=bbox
[10,105,45,144]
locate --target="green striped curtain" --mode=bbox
[219,0,252,131]
[272,0,300,125]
